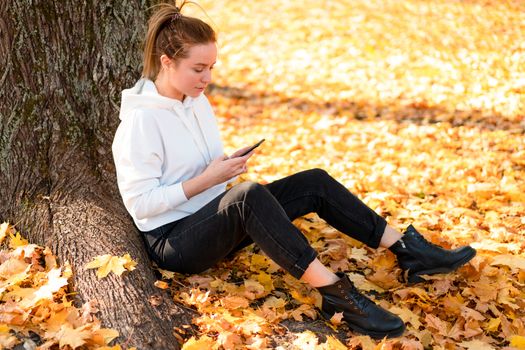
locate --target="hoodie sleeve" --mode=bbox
[112,110,188,220]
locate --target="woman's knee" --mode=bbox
[298,168,331,184]
[307,168,329,178]
[229,181,268,201]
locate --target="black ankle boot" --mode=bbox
[317,272,405,339]
[389,225,476,284]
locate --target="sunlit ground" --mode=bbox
[177,1,525,348]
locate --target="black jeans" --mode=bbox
[140,169,387,279]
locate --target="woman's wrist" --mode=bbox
[182,172,214,199]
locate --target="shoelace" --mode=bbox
[411,232,444,251]
[347,281,375,311]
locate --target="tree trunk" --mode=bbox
[0,1,193,348]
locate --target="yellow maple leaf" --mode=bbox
[256,271,274,292]
[322,335,347,350]
[483,317,501,332]
[122,253,138,271]
[182,335,217,350]
[262,296,286,309]
[85,254,137,278]
[510,335,525,349]
[250,253,270,270]
[290,289,318,306]
[8,231,28,249]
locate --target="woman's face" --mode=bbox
[159,42,217,100]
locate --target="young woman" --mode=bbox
[112,2,476,339]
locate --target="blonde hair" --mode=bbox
[142,1,216,80]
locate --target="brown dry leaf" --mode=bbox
[148,294,163,306]
[389,306,421,329]
[243,279,267,300]
[347,335,376,350]
[367,268,402,289]
[347,272,385,293]
[220,295,250,310]
[490,255,525,272]
[424,313,449,336]
[55,324,92,349]
[329,311,344,326]
[458,340,495,350]
[289,303,317,322]
[154,280,169,289]
[217,331,242,350]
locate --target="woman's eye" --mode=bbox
[194,69,203,73]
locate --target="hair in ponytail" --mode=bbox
[142,1,216,80]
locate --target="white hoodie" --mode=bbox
[112,79,227,231]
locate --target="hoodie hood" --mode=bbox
[119,78,196,120]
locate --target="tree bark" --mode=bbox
[0,1,193,348]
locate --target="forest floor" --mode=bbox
[1,0,524,349]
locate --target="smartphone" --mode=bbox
[238,139,265,157]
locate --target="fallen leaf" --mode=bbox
[55,324,92,349]
[85,254,137,278]
[329,311,344,326]
[491,255,525,272]
[510,335,525,349]
[182,336,217,350]
[154,280,169,289]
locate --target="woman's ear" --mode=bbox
[159,54,172,70]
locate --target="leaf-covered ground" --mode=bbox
[181,0,525,348]
[1,0,524,349]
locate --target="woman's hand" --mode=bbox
[182,151,254,199]
[203,151,253,185]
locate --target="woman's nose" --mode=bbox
[201,70,212,83]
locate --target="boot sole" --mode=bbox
[408,248,477,284]
[320,310,406,339]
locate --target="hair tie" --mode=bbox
[171,12,182,21]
